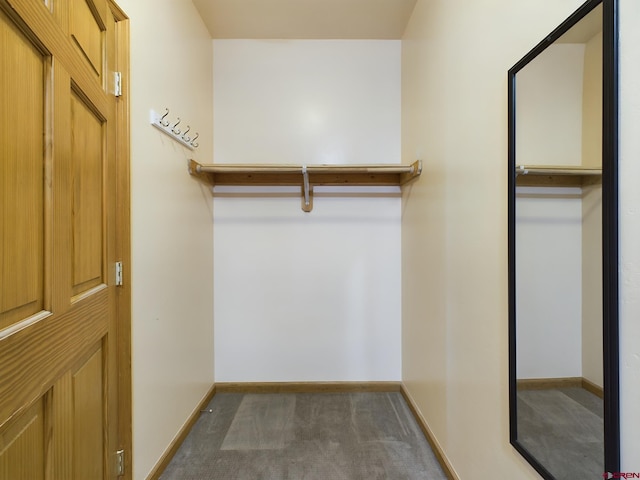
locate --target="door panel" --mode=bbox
[0,0,123,478]
[0,398,45,480]
[73,344,105,480]
[0,291,108,438]
[0,10,46,330]
[70,0,105,78]
[71,92,104,296]
[52,372,73,480]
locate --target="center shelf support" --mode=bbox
[302,165,312,212]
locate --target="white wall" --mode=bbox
[516,44,585,166]
[619,0,640,471]
[400,0,589,478]
[516,187,583,379]
[212,40,402,382]
[514,184,602,385]
[114,1,215,478]
[515,28,603,384]
[212,40,400,165]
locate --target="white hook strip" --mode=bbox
[150,109,197,150]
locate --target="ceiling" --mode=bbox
[191,0,418,39]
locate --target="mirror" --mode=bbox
[508,1,619,478]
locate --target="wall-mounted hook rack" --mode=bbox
[150,108,200,150]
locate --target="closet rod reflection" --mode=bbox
[516,166,602,176]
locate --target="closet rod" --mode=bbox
[193,163,418,175]
[188,159,422,211]
[516,165,602,176]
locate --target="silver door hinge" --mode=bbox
[115,449,125,476]
[115,262,123,286]
[114,72,122,97]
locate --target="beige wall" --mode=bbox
[400,0,587,477]
[582,184,603,387]
[619,0,640,470]
[581,29,604,388]
[582,31,603,168]
[114,0,215,478]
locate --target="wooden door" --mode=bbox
[0,0,127,478]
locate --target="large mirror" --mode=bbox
[508,0,619,478]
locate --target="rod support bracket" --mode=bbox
[301,165,313,212]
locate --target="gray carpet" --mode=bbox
[516,387,604,480]
[160,392,448,480]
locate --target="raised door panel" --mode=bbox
[0,10,47,330]
[72,345,104,480]
[0,398,45,480]
[70,93,104,297]
[70,0,105,80]
[51,373,73,480]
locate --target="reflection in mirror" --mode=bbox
[508,1,619,479]
[517,6,603,479]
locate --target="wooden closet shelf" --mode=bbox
[188,160,422,186]
[516,165,602,187]
[188,160,422,212]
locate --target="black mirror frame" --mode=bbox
[507,0,619,478]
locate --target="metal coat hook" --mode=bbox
[160,108,170,127]
[149,108,200,150]
[181,126,191,142]
[171,118,181,135]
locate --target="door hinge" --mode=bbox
[114,72,122,97]
[115,449,125,476]
[115,261,123,286]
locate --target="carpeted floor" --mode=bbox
[516,387,604,480]
[160,392,448,480]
